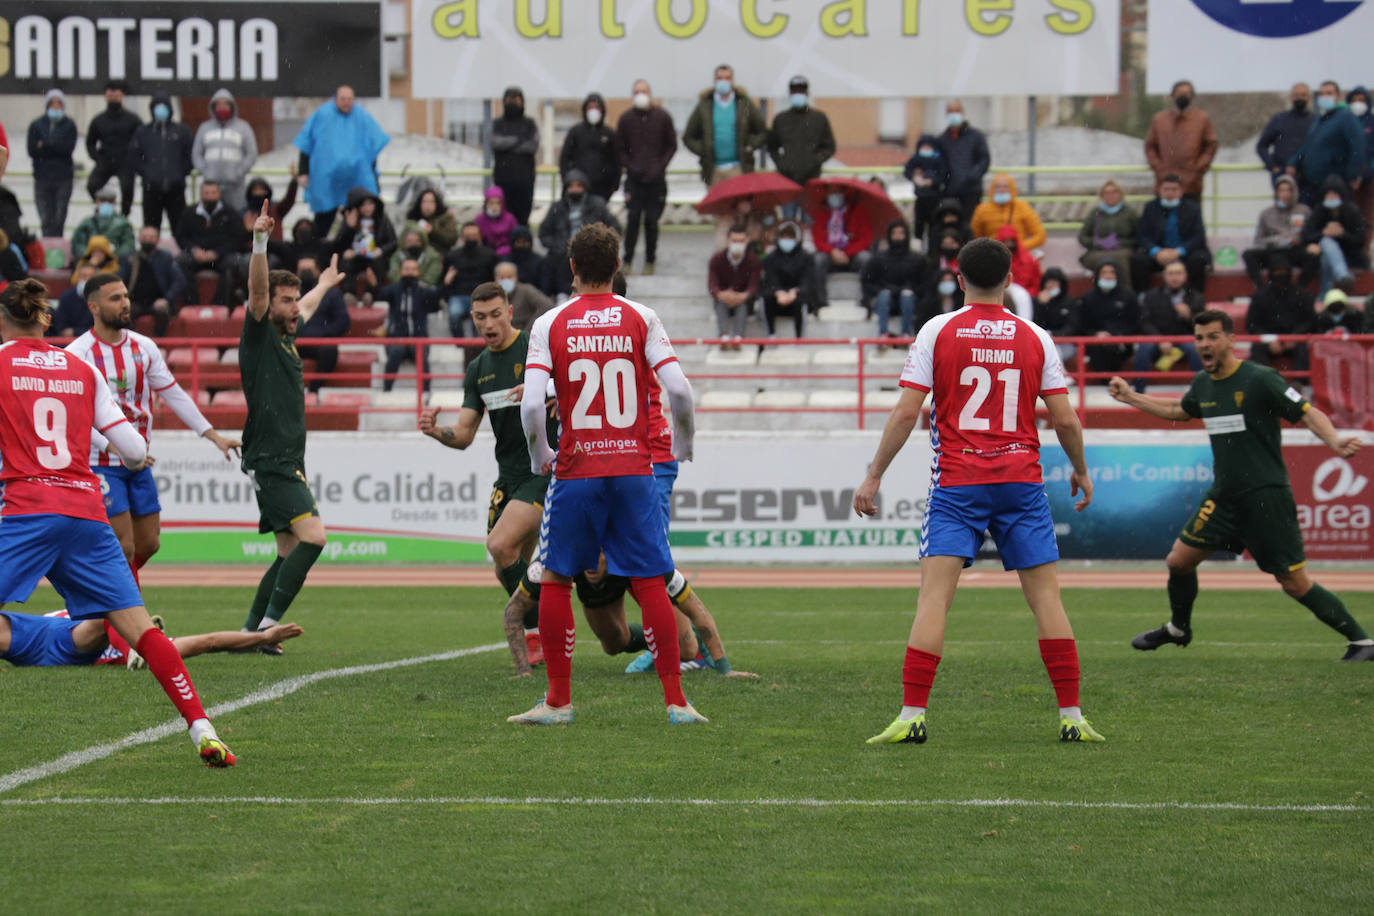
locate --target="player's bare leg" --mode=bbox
[1133,539,1212,650]
[105,604,235,766]
[671,587,758,678]
[583,599,632,654]
[130,511,161,578]
[109,510,137,567]
[502,587,538,676]
[488,500,541,594]
[1273,566,1374,661]
[1018,562,1103,741]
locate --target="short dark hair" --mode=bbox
[461,221,480,233]
[727,224,749,237]
[104,79,127,92]
[0,278,51,327]
[569,224,622,287]
[268,269,300,301]
[1321,79,1340,94]
[84,273,125,302]
[1193,308,1234,334]
[471,281,507,305]
[1160,173,1183,186]
[956,237,1012,291]
[1171,79,1194,95]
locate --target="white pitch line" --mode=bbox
[0,642,506,795]
[0,796,1365,814]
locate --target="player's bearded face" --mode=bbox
[270,292,301,334]
[96,294,131,329]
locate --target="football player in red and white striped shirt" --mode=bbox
[66,274,239,583]
[853,238,1104,746]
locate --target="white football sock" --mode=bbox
[1165,622,1187,637]
[258,617,280,630]
[899,705,925,721]
[1060,706,1083,722]
[188,718,215,746]
[1352,639,1374,646]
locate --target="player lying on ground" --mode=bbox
[509,223,705,725]
[0,278,235,766]
[70,274,240,586]
[0,610,303,668]
[854,238,1105,745]
[237,201,344,650]
[501,555,758,678]
[1107,310,1372,661]
[419,282,553,666]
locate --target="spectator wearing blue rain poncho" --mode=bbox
[294,86,390,237]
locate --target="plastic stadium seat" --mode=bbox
[230,306,247,321]
[31,269,72,298]
[166,347,218,371]
[184,305,229,320]
[347,306,386,336]
[317,390,373,408]
[193,272,220,306]
[212,390,248,407]
[220,348,239,365]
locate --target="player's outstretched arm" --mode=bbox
[521,366,557,474]
[247,199,275,320]
[655,361,696,462]
[418,406,481,450]
[853,386,927,517]
[1107,376,1191,421]
[1302,406,1363,458]
[297,253,343,326]
[1044,393,1093,512]
[172,623,304,659]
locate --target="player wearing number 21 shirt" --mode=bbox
[853,238,1105,747]
[508,223,706,726]
[0,278,234,767]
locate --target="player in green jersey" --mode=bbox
[237,200,345,646]
[1109,309,1372,661]
[419,282,551,664]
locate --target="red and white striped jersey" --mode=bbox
[899,303,1068,487]
[0,338,131,521]
[66,329,212,465]
[527,293,679,479]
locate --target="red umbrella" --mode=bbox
[804,176,903,232]
[695,172,804,216]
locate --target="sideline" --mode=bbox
[0,642,505,795]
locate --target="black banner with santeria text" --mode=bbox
[0,1,381,96]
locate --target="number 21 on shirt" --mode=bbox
[958,366,1021,432]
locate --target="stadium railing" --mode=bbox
[155,333,1370,430]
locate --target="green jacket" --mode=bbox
[1077,205,1139,255]
[683,87,767,183]
[767,106,836,185]
[71,212,136,260]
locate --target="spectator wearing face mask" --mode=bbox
[490,87,540,226]
[85,81,141,218]
[903,134,949,247]
[863,220,928,338]
[933,230,964,276]
[709,225,761,349]
[1301,176,1368,296]
[27,89,78,238]
[475,187,519,257]
[241,174,298,242]
[1078,262,1140,375]
[1247,257,1315,371]
[392,228,443,288]
[1316,288,1364,335]
[1347,86,1374,236]
[928,197,971,255]
[915,269,965,331]
[1145,80,1217,202]
[971,174,1045,252]
[372,258,440,393]
[937,101,990,219]
[48,262,97,338]
[1288,80,1366,209]
[335,186,398,287]
[440,222,497,336]
[1078,179,1138,283]
[192,89,258,210]
[560,93,621,203]
[616,78,677,275]
[683,64,767,187]
[129,92,194,232]
[1130,174,1211,293]
[281,219,323,273]
[1242,175,1314,287]
[295,254,352,393]
[1256,84,1313,187]
[1133,260,1204,392]
[496,260,553,331]
[768,75,836,218]
[1031,267,1078,363]
[72,188,135,261]
[173,180,244,305]
[811,184,874,310]
[760,220,812,340]
[506,226,553,296]
[120,224,186,336]
[538,170,620,295]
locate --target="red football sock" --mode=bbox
[630,577,686,707]
[103,621,133,662]
[902,647,941,708]
[135,628,208,727]
[539,582,575,707]
[1039,638,1080,708]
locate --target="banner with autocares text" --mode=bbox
[141,429,1374,567]
[0,1,382,96]
[410,0,1119,100]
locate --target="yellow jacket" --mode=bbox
[969,174,1046,250]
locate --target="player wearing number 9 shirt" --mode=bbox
[508,224,707,726]
[0,278,235,767]
[853,238,1105,746]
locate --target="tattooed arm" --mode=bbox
[417,406,482,449]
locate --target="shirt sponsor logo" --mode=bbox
[480,388,518,411]
[11,350,68,371]
[1202,414,1246,436]
[956,319,1017,341]
[1284,387,1303,403]
[566,306,624,329]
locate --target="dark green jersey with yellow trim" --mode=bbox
[464,331,538,482]
[1180,360,1308,497]
[240,308,306,473]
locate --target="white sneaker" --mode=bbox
[507,699,574,725]
[667,703,709,724]
[125,649,146,671]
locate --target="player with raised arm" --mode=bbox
[508,224,703,725]
[418,281,550,666]
[67,273,240,584]
[237,201,344,644]
[854,238,1103,745]
[0,278,235,766]
[1108,310,1372,660]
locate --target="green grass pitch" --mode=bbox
[2,583,1372,913]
